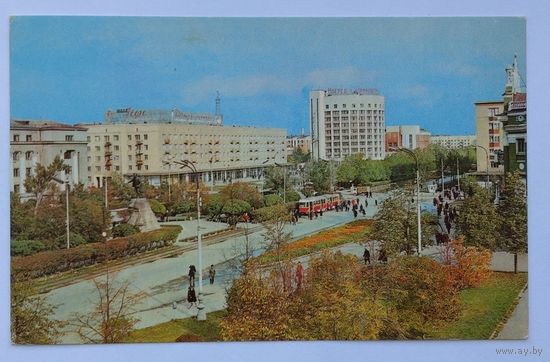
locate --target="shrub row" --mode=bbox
[250,202,298,223]
[11,225,182,282]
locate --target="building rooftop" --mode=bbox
[316,88,381,96]
[104,107,223,126]
[10,119,87,132]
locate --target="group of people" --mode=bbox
[362,247,387,265]
[433,189,460,245]
[186,264,217,308]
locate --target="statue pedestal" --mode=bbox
[127,198,161,232]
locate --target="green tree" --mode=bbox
[264,194,283,207]
[357,159,390,184]
[288,147,310,164]
[70,196,109,243]
[305,160,332,194]
[10,193,34,240]
[221,199,252,229]
[148,199,167,216]
[372,191,435,255]
[455,188,500,249]
[498,171,527,273]
[204,194,223,218]
[336,154,363,186]
[219,182,263,209]
[107,173,134,208]
[23,155,70,213]
[263,166,294,197]
[11,281,65,344]
[170,199,195,215]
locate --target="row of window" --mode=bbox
[325,103,383,110]
[13,134,74,142]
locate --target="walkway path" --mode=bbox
[495,287,529,339]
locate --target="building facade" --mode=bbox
[10,120,89,195]
[287,132,312,155]
[85,108,287,187]
[431,135,476,149]
[385,125,431,151]
[501,56,527,177]
[475,101,505,174]
[309,88,385,161]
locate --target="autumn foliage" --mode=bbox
[440,236,492,290]
[221,250,462,341]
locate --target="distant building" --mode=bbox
[84,107,287,187]
[501,56,527,177]
[385,125,431,151]
[287,129,311,154]
[474,101,505,174]
[431,135,476,149]
[309,88,385,161]
[10,120,89,196]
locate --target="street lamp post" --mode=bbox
[470,145,490,194]
[52,175,70,249]
[174,159,206,321]
[391,147,421,256]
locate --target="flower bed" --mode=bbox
[258,220,373,264]
[11,225,181,282]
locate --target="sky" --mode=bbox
[10,17,525,135]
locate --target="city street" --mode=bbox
[47,191,391,343]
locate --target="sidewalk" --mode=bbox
[495,287,529,339]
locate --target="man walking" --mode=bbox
[208,264,216,285]
[363,247,371,265]
[188,265,196,287]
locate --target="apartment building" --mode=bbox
[310,88,385,161]
[431,135,476,149]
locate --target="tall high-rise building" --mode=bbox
[309,88,385,161]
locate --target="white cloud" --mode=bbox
[181,66,379,105]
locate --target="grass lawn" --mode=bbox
[430,272,527,339]
[126,310,226,343]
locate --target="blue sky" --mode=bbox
[10,17,525,135]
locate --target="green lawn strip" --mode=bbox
[126,310,226,343]
[430,272,527,339]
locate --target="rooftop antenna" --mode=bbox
[215,91,221,116]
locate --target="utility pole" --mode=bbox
[441,158,445,196]
[65,177,70,249]
[456,157,460,192]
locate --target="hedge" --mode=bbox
[11,225,181,282]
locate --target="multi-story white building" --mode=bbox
[310,88,385,161]
[431,135,476,149]
[84,108,287,187]
[10,120,89,195]
[287,130,312,155]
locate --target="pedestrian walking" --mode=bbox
[375,199,378,206]
[353,209,358,218]
[187,286,197,308]
[208,264,216,285]
[378,249,388,264]
[188,265,196,286]
[363,247,371,265]
[295,262,304,289]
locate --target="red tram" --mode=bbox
[297,194,341,215]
